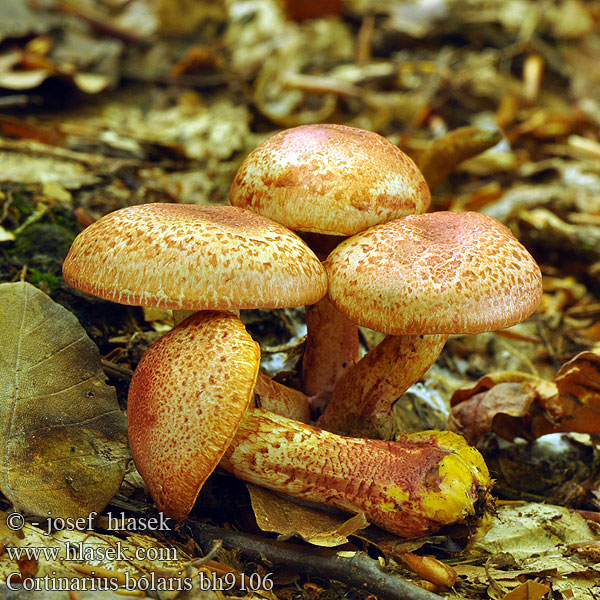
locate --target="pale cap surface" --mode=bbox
[326,211,543,335]
[127,311,260,520]
[63,203,327,310]
[230,124,430,236]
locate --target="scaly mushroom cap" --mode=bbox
[127,311,261,520]
[230,124,431,236]
[326,211,543,335]
[63,203,327,310]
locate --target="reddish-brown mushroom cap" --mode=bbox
[127,311,261,520]
[326,211,543,335]
[63,203,327,310]
[230,124,431,236]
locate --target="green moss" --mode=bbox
[0,188,82,293]
[10,192,36,221]
[28,268,63,294]
[5,222,76,294]
[12,222,75,261]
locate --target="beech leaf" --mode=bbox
[247,484,368,547]
[0,282,129,518]
[552,351,600,433]
[449,371,563,443]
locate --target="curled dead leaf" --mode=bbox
[450,353,600,442]
[450,381,543,445]
[449,372,561,445]
[248,484,368,547]
[418,126,502,190]
[546,351,600,434]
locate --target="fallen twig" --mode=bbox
[191,522,444,600]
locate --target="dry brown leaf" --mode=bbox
[247,484,368,547]
[545,351,600,434]
[449,372,561,444]
[472,502,599,563]
[418,126,502,190]
[451,354,600,440]
[0,282,129,519]
[502,580,551,600]
[450,372,557,407]
[450,381,542,445]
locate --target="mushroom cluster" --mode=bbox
[62,123,541,538]
[62,178,492,537]
[318,211,543,437]
[230,123,432,409]
[128,309,490,537]
[230,124,543,438]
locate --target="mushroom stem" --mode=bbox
[317,334,449,438]
[302,296,360,413]
[254,372,311,423]
[298,232,360,411]
[220,408,491,538]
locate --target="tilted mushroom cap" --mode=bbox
[326,211,543,335]
[63,203,327,310]
[128,311,261,520]
[230,124,431,236]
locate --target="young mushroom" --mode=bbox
[318,211,543,438]
[62,203,326,423]
[128,309,492,538]
[230,123,430,408]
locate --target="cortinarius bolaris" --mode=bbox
[318,211,543,437]
[230,123,431,407]
[63,203,326,422]
[128,310,492,537]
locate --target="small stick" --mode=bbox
[102,359,133,381]
[191,523,444,600]
[356,13,375,64]
[56,0,152,46]
[282,72,363,98]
